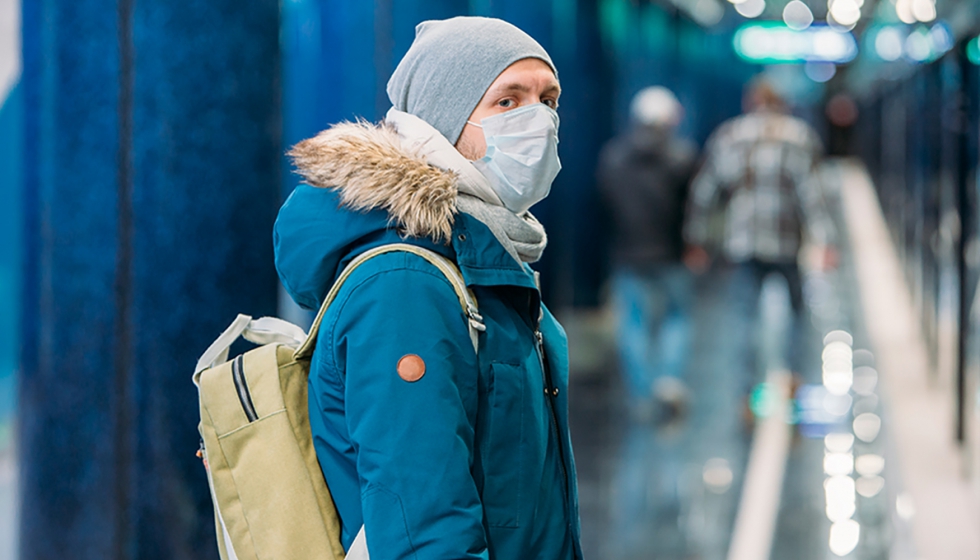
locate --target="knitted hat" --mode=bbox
[387,17,557,145]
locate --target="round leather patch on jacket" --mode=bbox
[397,354,426,382]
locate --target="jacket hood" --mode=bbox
[289,120,459,242]
[275,121,459,310]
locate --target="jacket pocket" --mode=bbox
[483,362,525,528]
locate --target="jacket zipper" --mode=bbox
[535,330,570,504]
[232,355,258,422]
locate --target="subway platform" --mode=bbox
[1,161,978,560]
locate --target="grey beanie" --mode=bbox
[387,17,557,146]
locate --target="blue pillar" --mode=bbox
[0,82,20,433]
[306,0,469,134]
[19,1,281,558]
[281,0,469,207]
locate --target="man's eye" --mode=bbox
[543,99,558,110]
[498,99,515,108]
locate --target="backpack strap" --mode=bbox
[293,243,484,361]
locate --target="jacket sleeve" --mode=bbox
[326,257,488,560]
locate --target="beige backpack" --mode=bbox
[193,243,483,560]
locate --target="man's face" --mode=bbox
[455,58,561,161]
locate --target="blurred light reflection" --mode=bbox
[824,452,855,476]
[895,0,917,24]
[823,330,853,346]
[905,28,932,62]
[783,0,814,30]
[912,0,937,22]
[822,341,853,361]
[829,519,861,556]
[828,0,861,27]
[825,432,855,453]
[896,493,916,520]
[874,27,904,61]
[855,454,885,476]
[967,36,980,65]
[856,475,885,497]
[824,475,857,521]
[736,0,766,18]
[823,360,854,395]
[823,392,853,416]
[853,413,882,442]
[703,458,734,494]
[851,366,878,395]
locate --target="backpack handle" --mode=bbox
[294,243,482,361]
[193,315,307,378]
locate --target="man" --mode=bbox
[598,86,698,421]
[274,17,582,559]
[684,78,835,414]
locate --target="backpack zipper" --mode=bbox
[232,355,258,422]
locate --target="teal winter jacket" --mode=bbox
[274,121,582,560]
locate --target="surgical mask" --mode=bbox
[468,103,561,215]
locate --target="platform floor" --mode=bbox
[566,160,978,560]
[568,266,848,559]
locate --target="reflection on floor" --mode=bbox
[566,162,897,560]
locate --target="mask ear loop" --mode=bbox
[466,120,483,128]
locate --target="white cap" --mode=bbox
[630,86,682,127]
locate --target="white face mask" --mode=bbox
[468,103,561,215]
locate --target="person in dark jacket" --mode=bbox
[274,17,582,560]
[598,86,698,421]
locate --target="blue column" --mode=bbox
[0,82,20,433]
[19,1,281,558]
[308,0,469,132]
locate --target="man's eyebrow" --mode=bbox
[491,82,532,94]
[489,82,562,95]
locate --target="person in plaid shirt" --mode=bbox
[683,78,836,418]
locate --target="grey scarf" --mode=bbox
[385,108,548,263]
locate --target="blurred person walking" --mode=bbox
[684,79,835,419]
[598,86,698,422]
[275,17,582,560]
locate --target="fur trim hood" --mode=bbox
[288,120,458,243]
